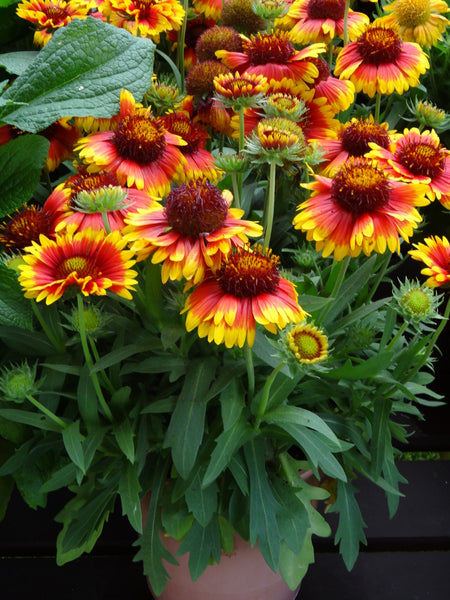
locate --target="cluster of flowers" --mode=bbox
[2,0,450,353]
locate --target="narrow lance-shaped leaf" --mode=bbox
[1,17,155,132]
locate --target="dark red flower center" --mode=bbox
[162,113,203,154]
[164,180,228,239]
[331,159,391,215]
[67,172,120,197]
[0,205,53,250]
[244,32,295,65]
[113,114,166,164]
[395,139,445,178]
[58,256,100,280]
[357,26,402,65]
[307,0,346,21]
[44,7,69,23]
[308,57,331,83]
[218,246,280,298]
[341,119,390,156]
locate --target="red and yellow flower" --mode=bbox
[286,322,329,364]
[409,235,450,287]
[366,128,450,201]
[182,245,307,348]
[334,22,430,98]
[16,0,92,46]
[124,179,263,284]
[18,225,138,304]
[293,157,430,260]
[311,115,392,175]
[75,89,187,197]
[0,205,53,251]
[377,0,450,47]
[216,30,326,83]
[306,57,355,115]
[159,112,219,183]
[100,0,185,40]
[275,0,370,44]
[44,170,156,232]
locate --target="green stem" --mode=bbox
[343,0,350,46]
[231,172,240,209]
[101,212,112,234]
[366,252,391,304]
[385,321,409,352]
[374,93,382,123]
[26,394,67,429]
[235,106,246,207]
[254,360,286,430]
[77,294,113,421]
[89,337,116,395]
[243,342,255,405]
[264,159,277,250]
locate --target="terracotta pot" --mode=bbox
[148,532,300,600]
[141,471,316,600]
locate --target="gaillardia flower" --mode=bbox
[311,115,392,175]
[124,179,262,284]
[18,226,138,304]
[293,157,430,260]
[75,89,187,196]
[367,128,450,201]
[409,235,450,287]
[286,322,328,364]
[213,71,268,109]
[306,57,355,115]
[377,0,449,47]
[100,0,185,40]
[182,245,307,348]
[275,0,370,44]
[16,0,91,46]
[216,30,326,83]
[244,116,307,167]
[0,205,53,251]
[334,22,430,98]
[159,112,218,183]
[44,170,156,232]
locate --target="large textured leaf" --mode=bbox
[0,135,49,218]
[0,51,39,76]
[1,17,155,132]
[0,263,33,329]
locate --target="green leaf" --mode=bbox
[161,494,194,541]
[134,457,176,597]
[271,420,347,480]
[329,480,367,571]
[39,463,78,494]
[371,396,392,478]
[0,263,33,329]
[113,418,135,463]
[177,518,222,581]
[164,358,217,478]
[220,378,245,430]
[119,462,142,533]
[185,470,218,528]
[243,438,281,572]
[0,135,49,219]
[279,539,314,591]
[62,421,85,475]
[0,325,56,357]
[77,365,99,427]
[203,417,254,488]
[0,408,62,432]
[323,352,395,380]
[56,486,116,564]
[1,17,156,132]
[0,51,39,76]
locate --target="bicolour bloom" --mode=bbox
[286,322,328,364]
[366,128,450,201]
[334,22,430,98]
[75,89,187,197]
[306,57,355,115]
[377,0,449,47]
[193,0,223,20]
[43,170,156,232]
[159,112,219,183]
[0,205,53,251]
[293,157,430,260]
[213,71,268,109]
[100,0,185,40]
[275,0,370,44]
[216,30,326,83]
[16,0,92,46]
[18,226,138,304]
[311,115,392,175]
[409,236,450,287]
[124,180,263,284]
[182,245,307,348]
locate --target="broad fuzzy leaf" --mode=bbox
[1,17,155,132]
